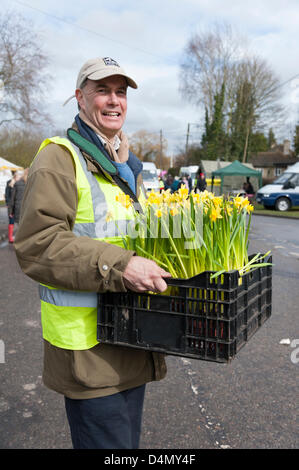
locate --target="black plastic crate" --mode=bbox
[97,254,272,363]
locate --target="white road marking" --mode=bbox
[180,357,232,449]
[23,383,36,391]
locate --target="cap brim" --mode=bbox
[63,68,138,106]
[88,69,138,89]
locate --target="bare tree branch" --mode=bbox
[0,11,52,129]
[179,23,284,134]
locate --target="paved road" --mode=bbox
[0,209,298,449]
[142,216,299,449]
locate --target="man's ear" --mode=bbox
[75,88,84,110]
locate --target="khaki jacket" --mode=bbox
[14,126,167,399]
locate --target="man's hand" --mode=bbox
[123,256,172,293]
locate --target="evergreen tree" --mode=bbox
[248,132,268,156]
[201,83,226,160]
[201,107,210,148]
[267,128,276,149]
[293,124,299,156]
[230,80,256,162]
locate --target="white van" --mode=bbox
[179,166,199,187]
[256,162,299,211]
[141,162,160,192]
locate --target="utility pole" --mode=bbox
[160,129,163,169]
[185,123,190,156]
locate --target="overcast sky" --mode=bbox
[2,0,299,155]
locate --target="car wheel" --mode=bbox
[275,197,291,212]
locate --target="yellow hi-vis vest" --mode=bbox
[35,137,140,350]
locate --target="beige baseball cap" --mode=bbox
[63,57,138,105]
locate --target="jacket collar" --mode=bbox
[70,121,143,181]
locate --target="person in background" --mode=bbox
[179,173,191,193]
[163,173,174,191]
[170,176,181,192]
[185,173,192,193]
[158,175,164,192]
[9,169,28,238]
[195,171,207,193]
[5,170,20,243]
[243,177,255,197]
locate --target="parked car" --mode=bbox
[256,162,299,211]
[141,162,160,192]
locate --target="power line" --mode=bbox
[12,0,167,61]
[275,73,299,92]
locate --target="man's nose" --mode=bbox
[107,92,118,105]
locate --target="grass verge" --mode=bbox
[253,203,299,218]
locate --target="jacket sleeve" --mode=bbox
[14,143,135,293]
[5,181,11,206]
[8,185,16,215]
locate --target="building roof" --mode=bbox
[251,152,299,168]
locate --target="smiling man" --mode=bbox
[14,57,171,449]
[76,74,128,138]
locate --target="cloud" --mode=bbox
[3,0,299,151]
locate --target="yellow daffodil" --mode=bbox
[115,193,132,209]
[115,187,264,281]
[170,206,179,216]
[105,211,113,222]
[213,196,223,207]
[147,191,162,205]
[224,205,233,216]
[210,205,223,223]
[233,196,244,208]
[241,198,249,206]
[177,185,189,200]
[192,193,201,204]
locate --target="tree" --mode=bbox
[293,125,299,156]
[201,82,226,160]
[268,128,276,149]
[249,132,269,155]
[0,11,51,129]
[179,23,243,119]
[230,79,256,161]
[129,129,169,169]
[174,144,203,169]
[179,23,284,162]
[201,107,210,148]
[0,128,46,168]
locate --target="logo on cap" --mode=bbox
[103,57,120,67]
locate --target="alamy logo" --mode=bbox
[103,57,119,67]
[290,339,299,364]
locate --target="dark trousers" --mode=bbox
[64,384,146,449]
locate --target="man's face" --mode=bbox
[76,75,128,139]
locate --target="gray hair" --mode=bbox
[77,78,88,110]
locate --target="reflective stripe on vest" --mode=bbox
[35,136,140,350]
